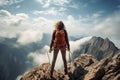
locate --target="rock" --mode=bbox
[20,52,120,80]
[84,52,120,80]
[74,54,98,68]
[20,63,71,80]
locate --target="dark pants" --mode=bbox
[50,47,68,76]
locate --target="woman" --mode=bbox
[49,21,70,77]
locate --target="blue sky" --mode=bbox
[1,0,120,18]
[0,0,120,47]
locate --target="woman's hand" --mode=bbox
[66,47,70,51]
[49,48,53,53]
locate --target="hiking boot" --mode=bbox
[50,75,53,79]
[64,69,68,75]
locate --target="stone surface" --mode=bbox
[20,52,120,80]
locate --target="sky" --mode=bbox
[0,0,120,47]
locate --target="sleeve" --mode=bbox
[50,30,56,49]
[64,30,70,50]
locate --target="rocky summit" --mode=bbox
[20,51,120,80]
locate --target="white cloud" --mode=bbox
[36,0,71,8]
[17,29,43,45]
[33,7,66,16]
[92,11,104,19]
[33,10,44,15]
[0,10,28,26]
[0,9,54,39]
[0,9,29,38]
[45,8,58,15]
[28,45,50,65]
[60,11,105,36]
[16,5,21,9]
[36,0,45,4]
[64,15,92,36]
[33,17,54,33]
[0,0,23,6]
[70,36,92,52]
[0,9,11,17]
[33,8,58,15]
[68,3,79,9]
[33,17,48,22]
[10,13,28,26]
[42,0,51,8]
[92,13,101,19]
[54,0,70,6]
[93,10,120,39]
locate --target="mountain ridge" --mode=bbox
[72,36,119,60]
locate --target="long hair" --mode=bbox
[55,21,65,30]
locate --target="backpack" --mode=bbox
[54,30,66,47]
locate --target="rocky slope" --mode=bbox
[20,51,120,80]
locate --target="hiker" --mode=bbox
[49,21,70,77]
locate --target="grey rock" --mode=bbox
[20,53,120,80]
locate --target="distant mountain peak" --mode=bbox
[72,36,119,60]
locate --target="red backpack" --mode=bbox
[54,30,66,47]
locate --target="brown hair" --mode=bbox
[55,21,65,30]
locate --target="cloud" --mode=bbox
[70,36,92,52]
[0,10,29,38]
[68,3,79,9]
[64,15,92,36]
[42,0,51,8]
[53,0,71,6]
[0,9,11,17]
[36,0,71,8]
[0,10,28,26]
[0,0,23,6]
[32,17,54,32]
[17,29,43,45]
[93,10,120,39]
[0,9,54,39]
[92,11,103,19]
[28,45,49,65]
[46,8,57,15]
[33,7,66,16]
[16,5,21,9]
[60,11,104,36]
